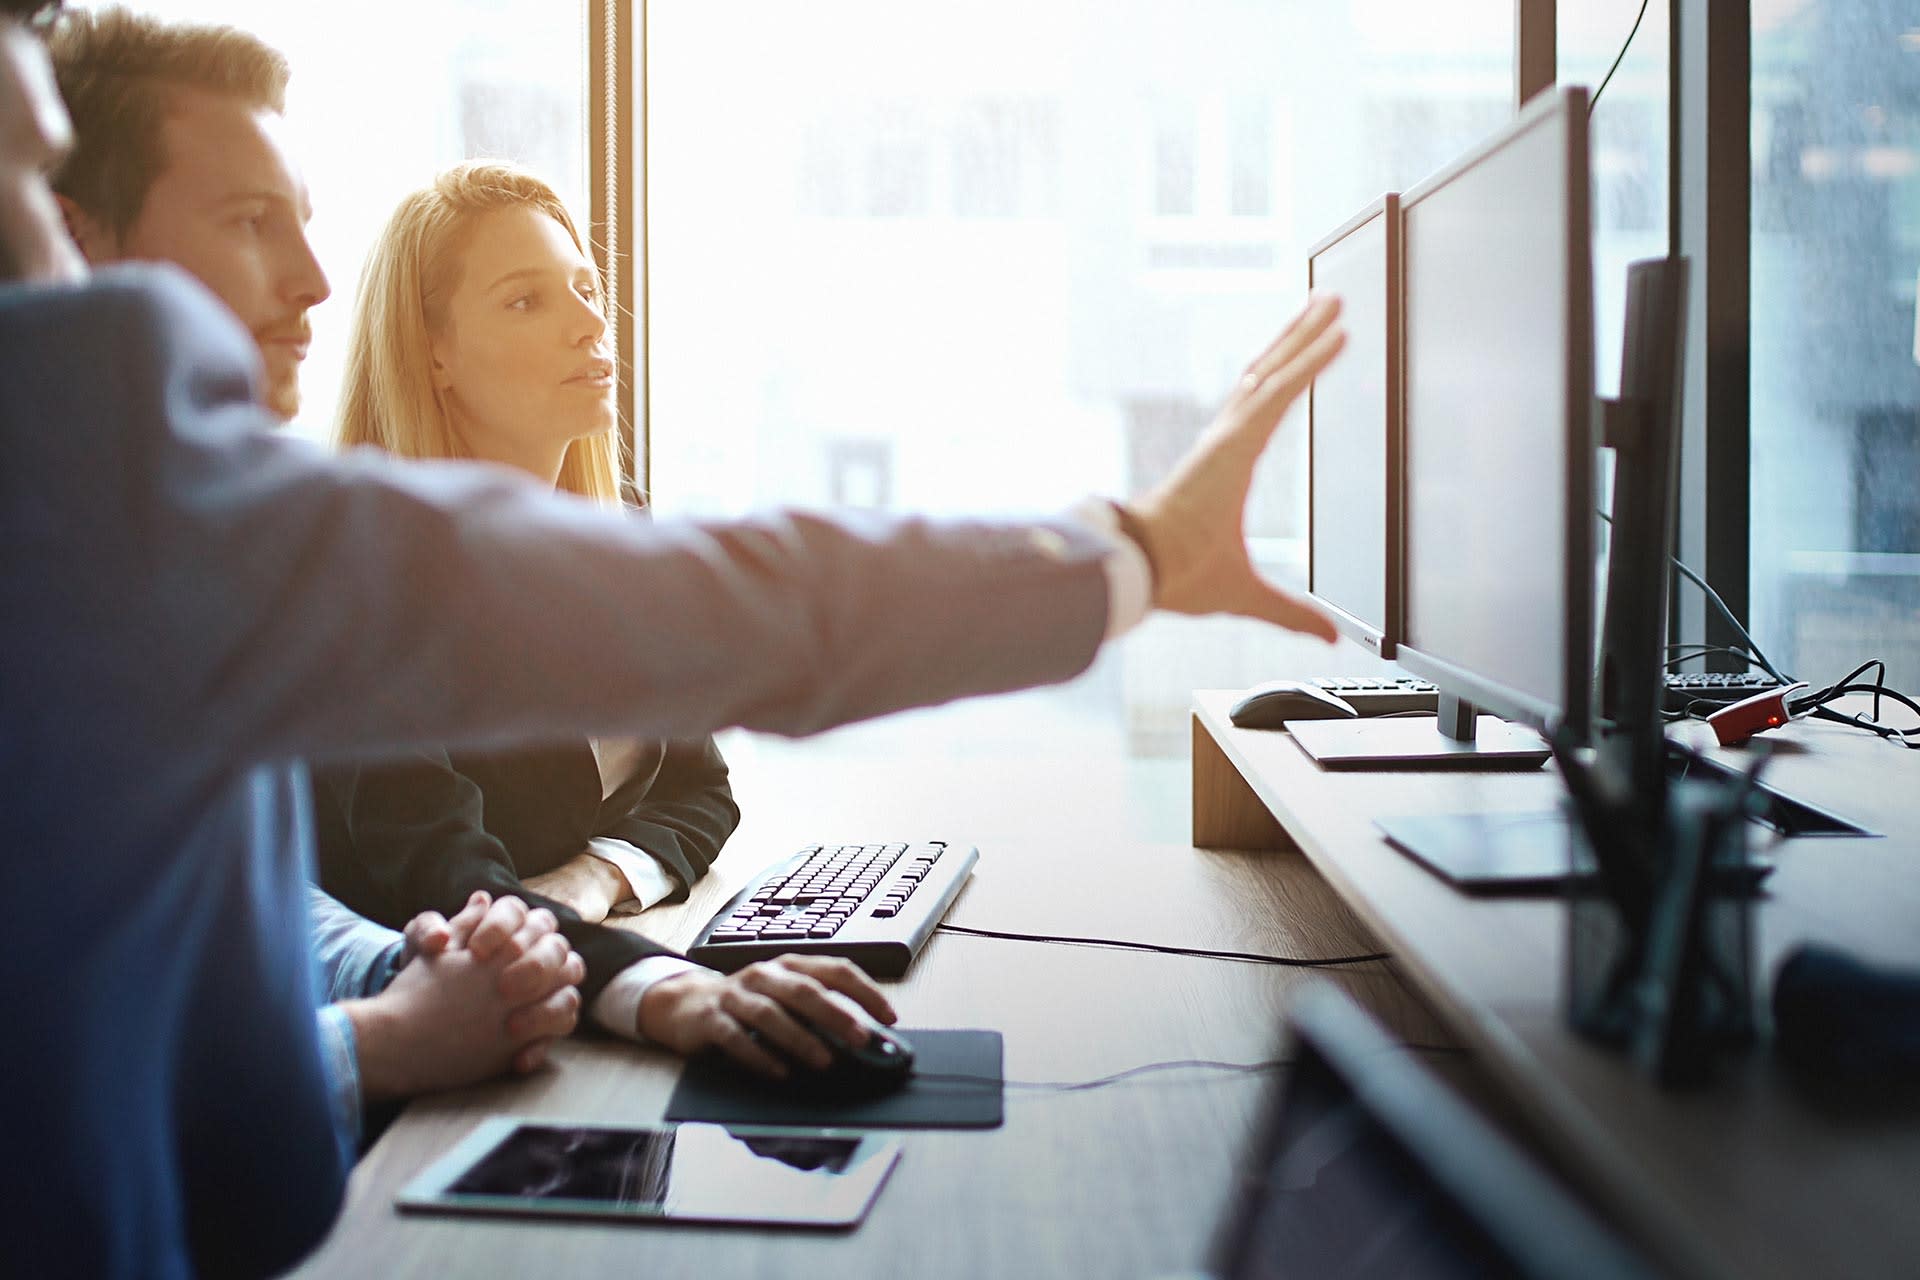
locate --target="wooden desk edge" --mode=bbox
[1189,693,1738,1280]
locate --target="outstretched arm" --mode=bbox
[44,270,1341,773]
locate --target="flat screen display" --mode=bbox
[1308,201,1396,651]
[1398,91,1591,731]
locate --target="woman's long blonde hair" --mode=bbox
[335,161,621,502]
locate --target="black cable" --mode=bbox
[1667,695,1746,723]
[916,1058,1292,1094]
[1808,705,1920,748]
[1803,685,1920,742]
[914,1045,1468,1095]
[1746,656,1920,746]
[1823,686,1920,725]
[1589,0,1652,116]
[1793,659,1888,711]
[1663,643,1764,671]
[1668,557,1787,681]
[1598,508,1788,681]
[935,923,1390,968]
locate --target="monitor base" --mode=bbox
[1375,809,1773,895]
[1289,715,1549,771]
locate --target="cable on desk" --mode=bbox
[935,922,1391,968]
[1796,666,1920,749]
[917,1058,1291,1094]
[917,1044,1468,1094]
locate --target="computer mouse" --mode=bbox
[1227,679,1360,729]
[737,990,916,1101]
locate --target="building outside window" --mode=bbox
[1751,0,1920,691]
[646,0,1516,758]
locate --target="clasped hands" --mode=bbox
[345,890,586,1102]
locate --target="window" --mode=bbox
[1560,1,1670,399]
[69,0,590,445]
[1751,3,1920,690]
[645,1,1515,755]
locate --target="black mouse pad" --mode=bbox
[665,1029,1003,1130]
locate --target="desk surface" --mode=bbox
[291,750,1447,1279]
[1191,691,1920,1280]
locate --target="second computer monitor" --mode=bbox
[1397,85,1595,742]
[1307,194,1401,656]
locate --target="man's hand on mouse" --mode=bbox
[1122,294,1347,638]
[636,955,896,1079]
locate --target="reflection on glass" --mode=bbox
[1752,0,1920,690]
[1238,1054,1513,1279]
[442,1123,874,1221]
[451,1125,678,1205]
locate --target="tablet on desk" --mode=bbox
[398,1119,900,1229]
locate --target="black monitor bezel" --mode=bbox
[1305,192,1403,658]
[1393,85,1595,741]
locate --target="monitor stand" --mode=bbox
[1288,693,1550,771]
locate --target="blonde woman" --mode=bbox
[313,164,887,1075]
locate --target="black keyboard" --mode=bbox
[687,841,976,979]
[1662,671,1782,714]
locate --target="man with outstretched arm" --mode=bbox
[0,7,1345,1277]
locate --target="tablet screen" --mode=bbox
[400,1121,900,1229]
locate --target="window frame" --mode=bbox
[1668,0,1751,666]
[589,0,643,500]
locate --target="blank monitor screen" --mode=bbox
[1399,87,1592,734]
[1307,196,1398,654]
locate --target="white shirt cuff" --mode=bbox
[589,955,703,1041]
[1071,497,1153,640]
[584,836,680,911]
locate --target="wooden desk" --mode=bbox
[291,750,1447,1279]
[1192,690,1920,1280]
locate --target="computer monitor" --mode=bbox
[1306,194,1402,657]
[1291,86,1594,770]
[1595,257,1689,809]
[1204,984,1654,1280]
[1399,83,1594,743]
